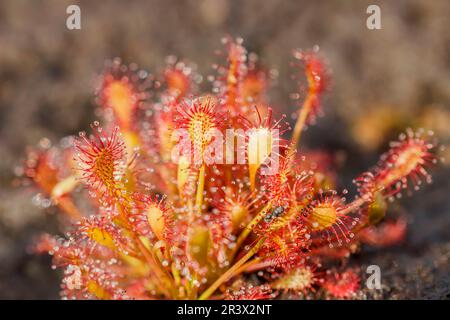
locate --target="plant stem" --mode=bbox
[199,237,266,300]
[249,164,258,192]
[57,197,82,220]
[135,237,173,297]
[339,197,368,215]
[231,203,271,260]
[289,95,313,155]
[195,164,206,213]
[232,257,262,275]
[117,200,176,298]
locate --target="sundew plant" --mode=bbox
[21,37,438,300]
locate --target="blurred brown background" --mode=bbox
[0,0,449,299]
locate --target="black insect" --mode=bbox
[272,206,285,218]
[263,206,286,223]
